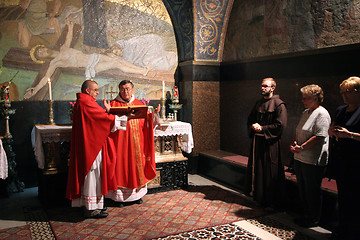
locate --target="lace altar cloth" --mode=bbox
[32,121,193,169]
[31,125,72,169]
[0,138,8,180]
[154,121,194,154]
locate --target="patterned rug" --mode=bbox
[154,216,318,240]
[154,223,262,240]
[0,186,323,240]
[0,206,54,240]
[47,185,265,239]
[0,225,32,240]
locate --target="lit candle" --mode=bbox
[47,78,52,101]
[162,81,165,99]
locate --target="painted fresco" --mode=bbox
[224,0,360,61]
[0,0,177,101]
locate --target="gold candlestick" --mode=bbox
[47,100,55,125]
[160,97,166,120]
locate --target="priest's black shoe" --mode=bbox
[135,198,143,204]
[84,209,109,219]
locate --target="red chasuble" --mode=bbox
[66,93,116,200]
[108,97,156,189]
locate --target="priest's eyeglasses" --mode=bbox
[120,87,133,92]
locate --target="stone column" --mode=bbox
[178,61,220,173]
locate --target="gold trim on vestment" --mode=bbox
[128,104,145,185]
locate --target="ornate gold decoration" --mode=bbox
[30,44,46,64]
[106,0,172,25]
[195,0,233,61]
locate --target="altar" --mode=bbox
[31,121,193,202]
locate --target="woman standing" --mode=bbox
[328,76,360,240]
[290,84,331,228]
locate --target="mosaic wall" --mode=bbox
[223,0,360,61]
[162,0,193,62]
[194,0,233,61]
[0,0,177,101]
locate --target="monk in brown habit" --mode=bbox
[246,77,287,209]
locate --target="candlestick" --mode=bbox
[47,78,52,101]
[47,100,55,125]
[162,81,165,99]
[160,98,166,120]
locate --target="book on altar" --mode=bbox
[109,105,148,119]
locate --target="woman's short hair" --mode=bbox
[340,76,360,92]
[300,84,324,103]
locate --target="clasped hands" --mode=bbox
[328,125,351,140]
[251,123,263,132]
[290,141,302,153]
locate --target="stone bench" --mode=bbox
[198,149,337,194]
[198,150,339,229]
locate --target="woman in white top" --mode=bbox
[290,84,331,228]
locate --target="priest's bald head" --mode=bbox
[82,80,99,100]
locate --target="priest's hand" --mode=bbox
[154,104,160,113]
[103,99,111,113]
[128,109,141,119]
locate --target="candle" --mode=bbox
[47,78,52,101]
[162,81,165,99]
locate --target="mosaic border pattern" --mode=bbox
[23,207,56,240]
[154,223,262,240]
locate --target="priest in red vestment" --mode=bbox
[66,80,128,218]
[106,80,160,206]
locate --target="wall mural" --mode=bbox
[0,0,177,101]
[224,0,360,61]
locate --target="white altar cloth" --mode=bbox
[154,121,194,154]
[31,125,72,169]
[0,138,8,180]
[32,121,193,169]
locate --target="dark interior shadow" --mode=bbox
[182,185,266,219]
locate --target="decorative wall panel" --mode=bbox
[194,0,233,61]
